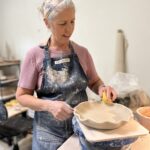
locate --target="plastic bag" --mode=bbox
[109,72,141,98]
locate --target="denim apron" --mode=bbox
[32,42,88,150]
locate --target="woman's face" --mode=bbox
[48,7,75,45]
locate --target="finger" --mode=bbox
[111,90,117,101]
[60,105,73,117]
[99,87,106,97]
[65,103,74,112]
[63,108,73,117]
[106,86,112,100]
[107,88,117,101]
[55,110,71,121]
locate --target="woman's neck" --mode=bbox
[49,37,70,51]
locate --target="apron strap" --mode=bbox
[69,41,76,56]
[69,42,80,63]
[41,39,76,71]
[39,45,51,72]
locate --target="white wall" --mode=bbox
[0,1,3,56]
[1,0,150,95]
[1,0,49,59]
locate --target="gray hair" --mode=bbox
[39,0,75,21]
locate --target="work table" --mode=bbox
[58,134,150,150]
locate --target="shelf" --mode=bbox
[0,78,18,85]
[0,61,20,67]
[0,94,15,102]
[0,60,20,103]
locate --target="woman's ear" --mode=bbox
[44,18,50,29]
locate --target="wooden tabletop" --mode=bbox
[131,134,150,150]
[58,134,80,150]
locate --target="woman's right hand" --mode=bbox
[46,100,74,121]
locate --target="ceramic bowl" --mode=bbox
[136,106,150,131]
[74,101,133,129]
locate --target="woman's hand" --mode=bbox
[98,85,117,102]
[46,100,74,121]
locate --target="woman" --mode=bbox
[16,0,117,149]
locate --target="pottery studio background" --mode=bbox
[0,0,150,95]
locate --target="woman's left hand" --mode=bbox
[98,85,117,102]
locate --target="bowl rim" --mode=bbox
[136,106,150,119]
[74,101,133,129]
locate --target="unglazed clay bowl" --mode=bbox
[136,106,150,131]
[74,101,133,129]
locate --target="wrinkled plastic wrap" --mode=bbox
[109,72,141,98]
[109,72,150,110]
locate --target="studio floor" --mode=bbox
[0,134,32,150]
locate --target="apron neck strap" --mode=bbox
[41,38,76,71]
[69,41,76,57]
